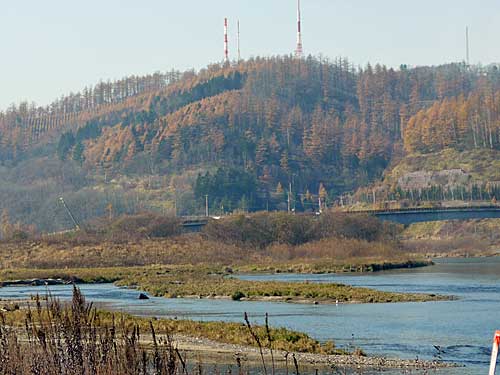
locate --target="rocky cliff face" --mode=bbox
[398,169,471,190]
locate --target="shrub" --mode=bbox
[204,211,396,248]
[203,212,314,248]
[108,213,182,240]
[231,290,246,301]
[315,212,401,242]
[10,230,29,241]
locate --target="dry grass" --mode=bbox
[1,288,339,359]
[0,234,419,273]
[0,211,424,274]
[0,236,248,269]
[401,219,500,256]
[0,229,439,304]
[0,212,445,308]
[0,287,347,375]
[0,286,185,374]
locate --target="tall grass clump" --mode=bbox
[0,286,184,374]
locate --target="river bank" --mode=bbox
[234,259,433,275]
[0,291,456,373]
[153,334,457,372]
[0,216,448,305]
[0,266,449,304]
[0,259,496,373]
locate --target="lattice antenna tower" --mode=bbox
[224,18,229,64]
[295,0,303,58]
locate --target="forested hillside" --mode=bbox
[372,76,500,206]
[404,82,500,153]
[1,56,499,233]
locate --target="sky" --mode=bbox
[1,0,499,110]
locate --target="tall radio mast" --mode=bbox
[237,20,241,62]
[466,26,470,66]
[295,0,303,58]
[224,18,229,64]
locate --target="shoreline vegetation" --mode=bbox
[0,265,448,304]
[0,212,464,372]
[0,287,456,373]
[0,212,452,304]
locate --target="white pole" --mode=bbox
[489,331,500,375]
[466,26,470,66]
[237,20,241,62]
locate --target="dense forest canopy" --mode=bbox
[403,80,500,153]
[1,56,499,232]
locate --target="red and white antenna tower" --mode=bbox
[295,0,303,58]
[224,18,229,64]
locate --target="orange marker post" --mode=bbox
[489,331,500,375]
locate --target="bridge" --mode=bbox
[181,206,500,230]
[181,216,209,231]
[352,205,500,226]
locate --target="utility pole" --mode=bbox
[288,182,292,213]
[59,197,80,231]
[205,195,209,217]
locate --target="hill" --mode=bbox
[1,57,499,233]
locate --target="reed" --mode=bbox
[0,286,184,374]
[0,287,345,374]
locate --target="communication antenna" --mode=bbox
[466,26,470,66]
[224,18,229,64]
[295,0,303,58]
[237,20,241,62]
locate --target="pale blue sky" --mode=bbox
[1,0,499,110]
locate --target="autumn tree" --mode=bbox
[1,209,12,240]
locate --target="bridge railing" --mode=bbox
[347,205,500,215]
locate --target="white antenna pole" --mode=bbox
[237,20,241,62]
[466,26,470,66]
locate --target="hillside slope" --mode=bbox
[1,57,499,233]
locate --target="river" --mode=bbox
[0,257,498,374]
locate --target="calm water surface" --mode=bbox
[0,257,498,374]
